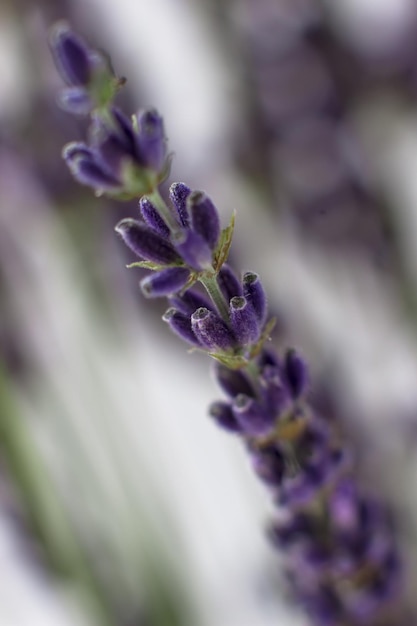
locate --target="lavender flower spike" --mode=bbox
[51,24,411,626]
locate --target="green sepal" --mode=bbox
[156,153,173,186]
[90,56,123,111]
[126,260,185,271]
[213,211,236,272]
[104,164,158,201]
[208,352,249,369]
[178,270,200,294]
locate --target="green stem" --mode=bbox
[199,272,230,321]
[146,188,181,234]
[0,367,114,626]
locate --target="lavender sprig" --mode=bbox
[50,25,411,625]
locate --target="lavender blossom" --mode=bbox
[169,182,191,228]
[51,23,411,626]
[191,308,236,352]
[218,264,243,301]
[50,23,93,86]
[162,308,201,347]
[187,191,221,250]
[140,267,190,298]
[229,295,261,345]
[115,219,181,265]
[50,22,120,115]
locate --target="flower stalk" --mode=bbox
[50,23,413,626]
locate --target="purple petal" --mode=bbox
[209,401,242,433]
[284,349,309,398]
[169,287,212,315]
[135,108,166,171]
[188,190,220,250]
[162,308,201,347]
[50,23,92,86]
[243,271,268,325]
[58,87,92,115]
[115,219,181,264]
[213,361,255,398]
[140,267,190,298]
[229,295,260,345]
[139,197,171,238]
[66,154,121,191]
[191,307,235,351]
[169,182,191,228]
[173,229,212,270]
[218,264,242,301]
[232,394,275,436]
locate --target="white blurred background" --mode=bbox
[2,0,417,624]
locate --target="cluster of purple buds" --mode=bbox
[50,24,410,626]
[50,22,120,115]
[50,24,169,198]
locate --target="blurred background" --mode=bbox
[2,0,417,624]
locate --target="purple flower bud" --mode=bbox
[243,271,267,325]
[139,197,170,238]
[64,151,121,191]
[135,108,166,171]
[50,23,92,86]
[191,308,235,352]
[162,308,201,347]
[115,219,180,264]
[229,295,261,345]
[209,401,242,433]
[267,512,316,549]
[218,264,243,301]
[302,586,344,626]
[173,229,213,270]
[259,365,290,415]
[232,394,275,436]
[188,191,220,250]
[328,479,359,534]
[169,288,212,316]
[62,142,93,161]
[140,267,190,298]
[280,447,349,508]
[257,348,281,369]
[58,87,92,115]
[249,445,285,486]
[284,349,308,399]
[169,182,191,228]
[111,107,138,155]
[213,361,255,398]
[89,113,137,178]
